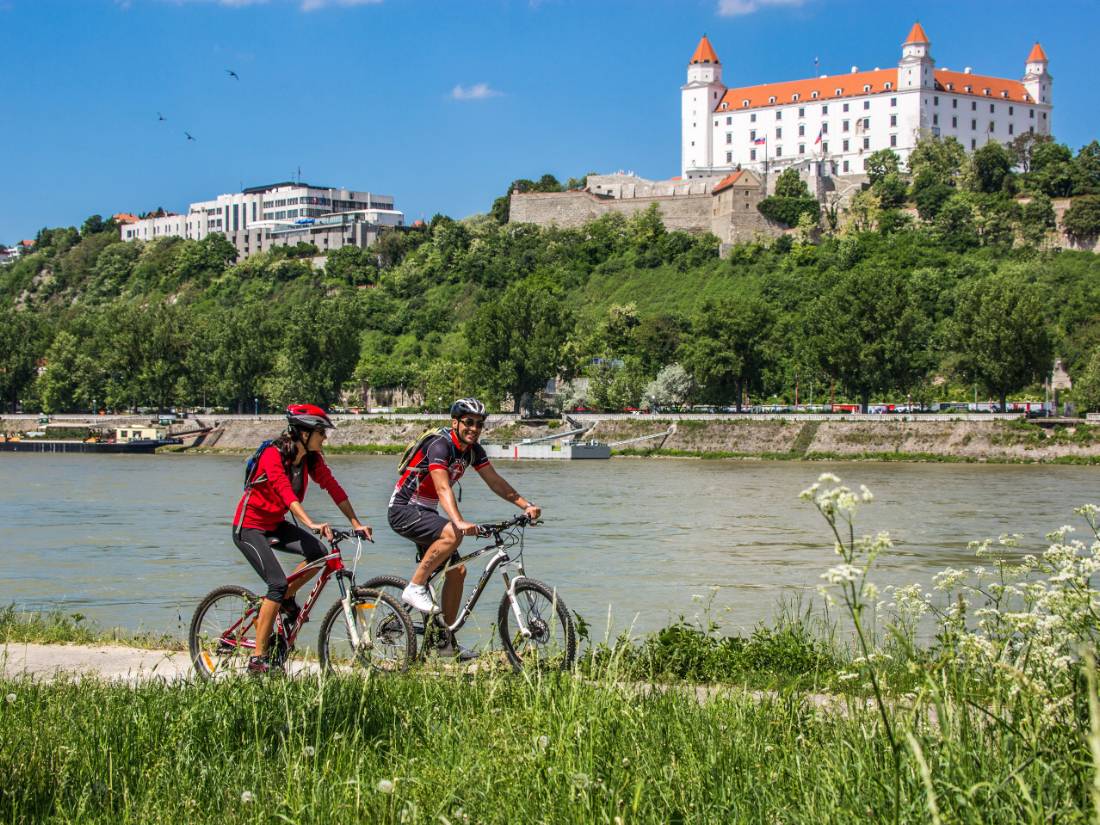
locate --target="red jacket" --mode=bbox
[233,446,348,532]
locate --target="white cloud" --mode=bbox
[717,0,806,16]
[451,83,503,101]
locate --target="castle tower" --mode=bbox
[1023,42,1052,107]
[681,35,724,178]
[897,22,935,91]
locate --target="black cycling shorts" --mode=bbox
[233,521,327,602]
[388,504,461,563]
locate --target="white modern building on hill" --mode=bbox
[120,181,404,258]
[682,23,1053,179]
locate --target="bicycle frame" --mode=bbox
[427,530,529,637]
[220,536,365,653]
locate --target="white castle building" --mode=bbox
[682,23,1052,179]
[120,181,404,258]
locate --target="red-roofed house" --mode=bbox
[682,25,1052,179]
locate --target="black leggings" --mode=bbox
[233,522,327,602]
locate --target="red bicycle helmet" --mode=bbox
[286,403,335,431]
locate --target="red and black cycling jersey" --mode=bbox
[389,428,490,509]
[233,445,348,532]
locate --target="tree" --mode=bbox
[467,277,574,414]
[911,169,955,221]
[803,268,932,412]
[934,194,979,250]
[758,196,820,228]
[964,142,1014,194]
[325,245,378,286]
[952,273,1052,410]
[1008,131,1051,173]
[907,136,966,186]
[1062,195,1100,240]
[774,168,810,199]
[1074,141,1100,195]
[490,174,565,224]
[873,173,908,209]
[1072,348,1100,413]
[865,149,901,185]
[0,310,47,412]
[644,363,693,410]
[1019,193,1056,246]
[1028,142,1075,197]
[261,298,362,408]
[680,296,772,411]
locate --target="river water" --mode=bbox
[2,454,1098,645]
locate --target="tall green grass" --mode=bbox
[1,666,1089,824]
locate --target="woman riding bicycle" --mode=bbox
[232,403,372,674]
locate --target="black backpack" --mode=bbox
[243,439,276,489]
[397,427,450,474]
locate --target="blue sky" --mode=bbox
[1,0,1097,243]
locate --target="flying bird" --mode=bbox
[157,112,166,121]
[185,131,197,142]
[226,69,240,81]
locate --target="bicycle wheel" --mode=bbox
[318,587,416,673]
[189,585,261,680]
[498,578,576,672]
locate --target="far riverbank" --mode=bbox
[4,413,1100,463]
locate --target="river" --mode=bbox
[2,454,1098,645]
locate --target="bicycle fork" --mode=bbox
[335,572,369,652]
[501,573,534,640]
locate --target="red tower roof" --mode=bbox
[904,22,930,45]
[1026,42,1049,62]
[690,35,720,65]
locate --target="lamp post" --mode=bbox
[254,397,259,417]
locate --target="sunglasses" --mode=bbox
[458,417,485,429]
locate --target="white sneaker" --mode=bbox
[436,641,478,661]
[401,583,437,613]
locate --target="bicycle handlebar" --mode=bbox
[476,514,540,538]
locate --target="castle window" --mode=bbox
[863,84,871,92]
[952,116,958,128]
[952,99,958,109]
[822,141,829,153]
[863,137,870,149]
[822,104,829,114]
[798,124,805,136]
[863,100,870,110]
[1009,123,1015,135]
[971,138,976,149]
[776,110,782,120]
[726,152,733,163]
[933,96,938,105]
[776,145,782,156]
[885,82,892,90]
[835,88,843,96]
[843,139,849,151]
[1030,109,1034,118]
[842,119,849,132]
[1008,106,1014,115]
[750,129,756,140]
[798,107,805,117]
[971,119,977,129]
[799,144,806,155]
[751,113,757,122]
[891,97,898,107]
[946,83,954,91]
[726,132,732,144]
[1001,91,1009,98]
[768,95,776,104]
[1043,111,1047,120]
[843,102,850,112]
[822,122,829,134]
[843,160,850,172]
[965,86,973,94]
[989,121,995,132]
[776,127,782,139]
[792,93,800,102]
[893,114,900,126]
[983,88,991,96]
[863,117,870,129]
[726,116,732,125]
[811,91,819,99]
[722,102,728,109]
[743,99,749,108]
[989,103,995,113]
[971,101,977,111]
[750,149,757,161]
[890,134,897,147]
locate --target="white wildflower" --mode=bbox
[822,564,861,585]
[818,472,841,484]
[377,779,395,794]
[304,745,315,757]
[571,772,590,790]
[240,791,255,804]
[536,735,550,751]
[4,693,14,704]
[859,484,874,502]
[837,671,859,682]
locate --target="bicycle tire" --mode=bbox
[497,577,576,672]
[317,587,416,674]
[189,584,261,680]
[359,574,438,641]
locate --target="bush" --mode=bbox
[757,196,820,228]
[1062,195,1100,240]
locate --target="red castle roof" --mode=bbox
[690,35,719,65]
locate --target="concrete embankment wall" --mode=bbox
[3,415,1098,462]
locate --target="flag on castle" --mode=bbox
[752,137,766,145]
[814,128,823,145]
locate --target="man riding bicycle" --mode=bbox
[233,403,372,674]
[388,397,541,659]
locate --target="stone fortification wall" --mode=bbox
[1051,198,1100,254]
[509,190,715,234]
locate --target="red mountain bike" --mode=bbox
[189,528,415,679]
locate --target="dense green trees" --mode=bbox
[3,188,1099,415]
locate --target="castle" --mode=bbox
[683,23,1052,178]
